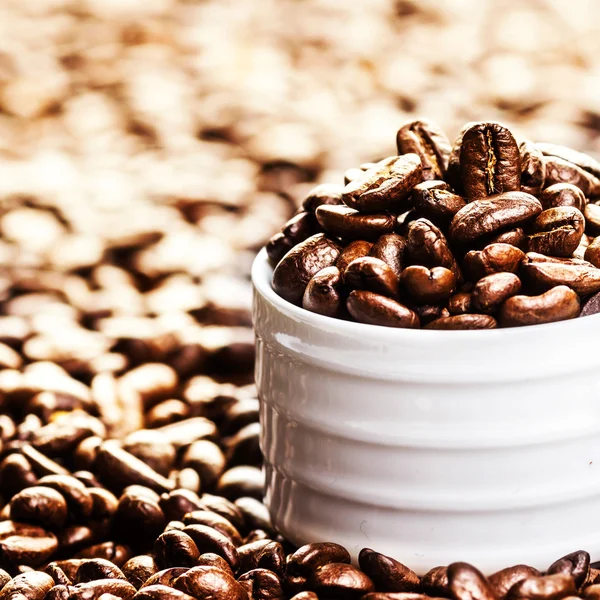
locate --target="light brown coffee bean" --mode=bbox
[0,571,54,600]
[425,314,497,329]
[489,566,541,600]
[472,273,521,313]
[272,234,342,305]
[499,286,580,327]
[358,548,420,593]
[347,291,419,328]
[544,157,600,198]
[0,521,58,568]
[537,142,600,180]
[401,266,456,303]
[67,579,137,600]
[345,257,400,299]
[448,563,494,600]
[540,184,586,211]
[463,243,526,281]
[519,140,546,197]
[528,207,585,257]
[303,267,343,317]
[316,206,396,242]
[584,236,600,268]
[141,568,189,589]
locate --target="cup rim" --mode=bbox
[252,247,600,341]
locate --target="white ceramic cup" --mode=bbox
[252,248,600,574]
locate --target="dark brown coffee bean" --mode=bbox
[302,184,344,213]
[0,453,38,496]
[358,548,420,593]
[425,314,498,329]
[114,488,166,550]
[499,285,580,327]
[362,595,448,600]
[472,273,521,313]
[489,566,541,600]
[94,442,174,495]
[272,233,342,305]
[173,566,248,600]
[396,120,451,181]
[266,212,317,267]
[0,521,58,568]
[196,552,234,576]
[507,573,576,600]
[286,543,351,585]
[460,122,521,201]
[487,227,527,249]
[584,584,600,599]
[75,559,125,583]
[76,542,132,567]
[446,123,475,194]
[140,567,188,589]
[183,524,239,570]
[122,430,176,477]
[20,443,70,477]
[122,555,159,589]
[347,290,419,328]
[412,185,466,227]
[133,585,197,600]
[401,266,456,303]
[448,563,494,600]
[307,562,374,599]
[0,569,9,590]
[584,203,600,237]
[89,488,119,521]
[10,485,68,529]
[0,571,53,600]
[521,253,600,294]
[50,560,84,583]
[57,524,100,555]
[302,267,343,317]
[406,219,460,277]
[154,530,200,568]
[448,292,473,315]
[345,257,400,298]
[463,243,525,281]
[182,510,242,546]
[422,566,450,598]
[234,498,273,537]
[540,184,586,211]
[316,206,395,242]
[548,551,590,589]
[159,489,203,522]
[449,192,542,244]
[68,578,136,600]
[216,465,264,501]
[582,290,600,316]
[519,140,546,196]
[238,568,283,600]
[198,494,245,532]
[544,157,600,197]
[45,562,72,586]
[528,207,585,257]
[369,234,407,279]
[343,154,422,213]
[38,475,94,521]
[412,304,450,324]
[584,236,600,268]
[336,240,374,275]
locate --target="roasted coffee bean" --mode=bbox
[216,465,264,500]
[507,573,576,600]
[471,273,521,313]
[345,257,400,299]
[489,566,541,600]
[20,444,69,477]
[289,594,318,600]
[182,510,242,546]
[37,475,94,521]
[0,521,58,568]
[396,120,451,181]
[307,562,374,599]
[302,184,344,213]
[122,555,159,589]
[540,184,585,211]
[234,497,274,536]
[154,530,200,568]
[122,430,176,477]
[182,524,239,570]
[369,234,407,279]
[537,142,600,180]
[448,292,473,315]
[425,314,497,329]
[401,266,456,303]
[347,291,420,328]
[198,494,245,532]
[548,551,590,589]
[422,566,450,598]
[543,157,600,198]
[114,487,166,549]
[133,585,197,600]
[411,304,450,325]
[67,578,136,600]
[145,399,190,429]
[141,567,189,589]
[45,563,72,586]
[272,234,342,305]
[76,542,132,567]
[336,240,374,275]
[159,489,203,522]
[582,290,600,316]
[345,167,367,185]
[584,236,600,268]
[519,140,546,196]
[447,562,494,600]
[0,571,53,600]
[238,568,283,600]
[584,584,600,599]
[463,244,525,281]
[75,558,125,583]
[584,203,600,237]
[343,154,422,213]
[302,267,343,317]
[0,453,38,496]
[446,122,475,194]
[316,206,396,242]
[407,219,460,276]
[172,566,248,600]
[521,253,600,295]
[89,488,119,521]
[411,185,466,227]
[499,285,580,326]
[10,486,68,529]
[449,192,542,244]
[358,548,420,593]
[528,207,585,257]
[287,542,351,580]
[266,212,317,267]
[155,417,218,450]
[460,122,521,201]
[488,227,527,249]
[196,552,234,576]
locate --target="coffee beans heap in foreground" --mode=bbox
[268,120,600,329]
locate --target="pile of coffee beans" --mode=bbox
[269,119,600,329]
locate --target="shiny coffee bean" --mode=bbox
[460,121,521,201]
[0,521,58,568]
[519,140,546,197]
[543,156,600,197]
[489,566,541,600]
[196,552,234,576]
[343,154,422,213]
[448,292,473,315]
[471,273,521,313]
[10,486,68,529]
[75,558,125,583]
[141,567,189,589]
[133,585,197,600]
[547,550,590,589]
[345,257,400,299]
[182,510,242,546]
[449,192,542,245]
[302,184,344,212]
[369,234,407,279]
[411,185,466,227]
[487,227,527,250]
[448,562,494,600]
[527,207,585,257]
[463,244,525,281]
[506,573,576,600]
[584,203,600,237]
[584,236,600,268]
[537,142,600,180]
[422,566,450,598]
[396,119,451,181]
[358,548,420,593]
[425,314,497,329]
[407,219,460,276]
[37,475,94,521]
[336,240,374,275]
[172,565,247,600]
[316,206,396,242]
[238,568,283,600]
[347,291,420,328]
[287,542,351,580]
[411,304,450,325]
[401,266,456,303]
[0,571,54,600]
[540,184,585,211]
[122,555,159,589]
[446,122,475,194]
[307,562,375,599]
[182,524,239,570]
[154,530,200,568]
[266,212,316,267]
[499,285,580,327]
[67,578,137,600]
[302,267,343,317]
[272,234,342,305]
